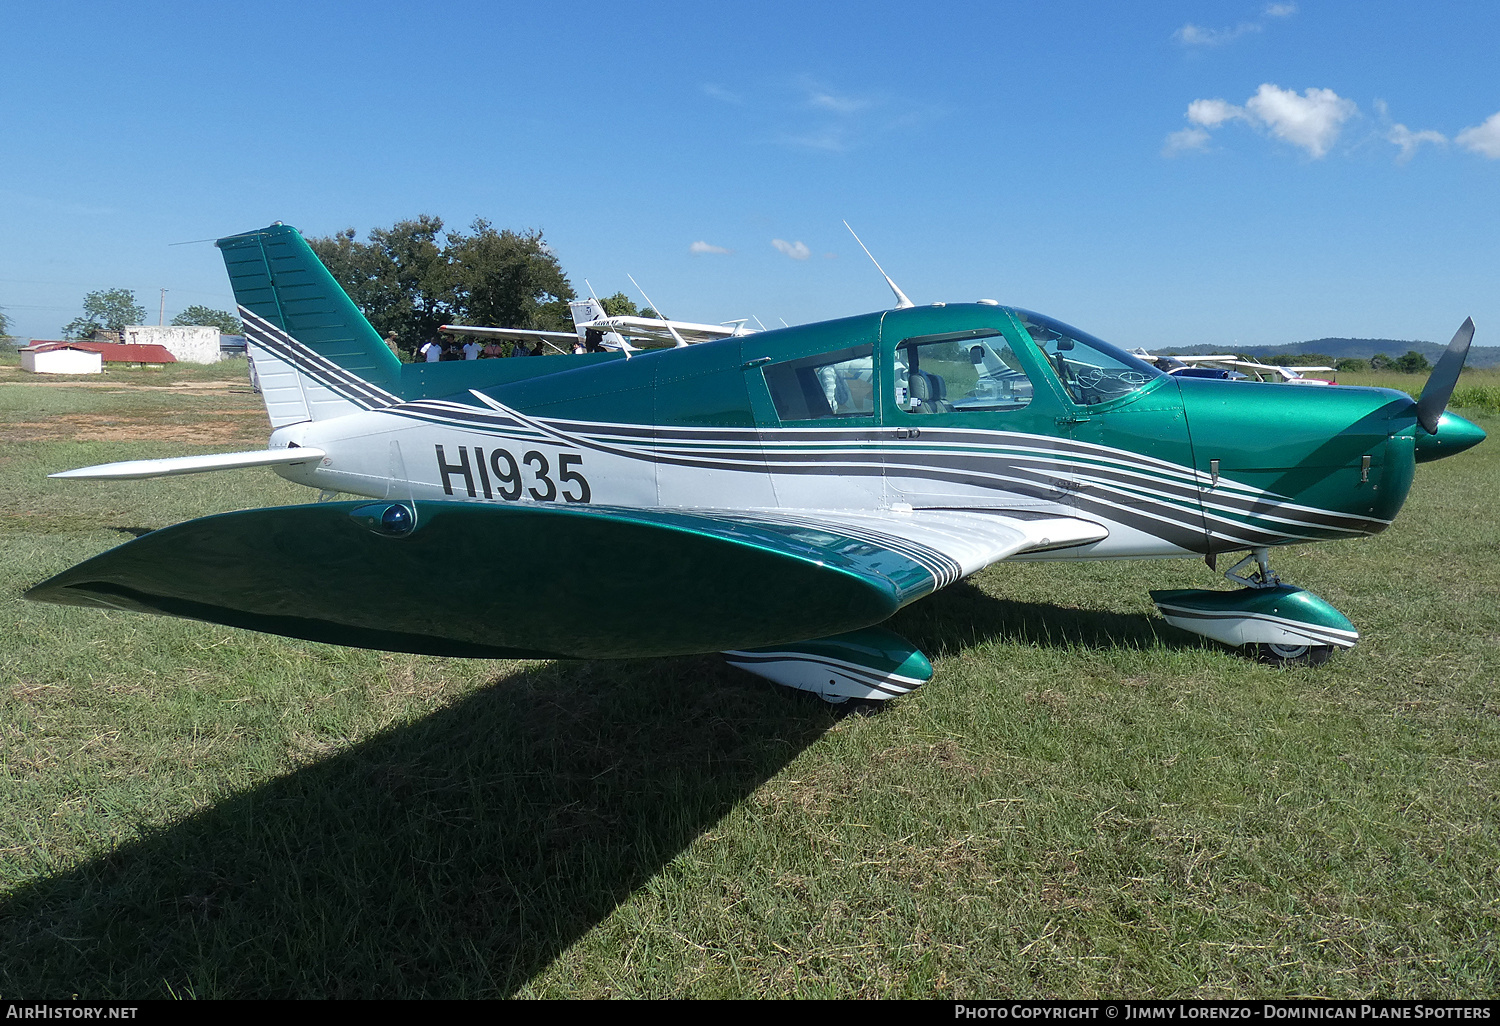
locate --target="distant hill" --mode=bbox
[1159,338,1500,368]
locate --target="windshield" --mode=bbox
[1013,309,1163,405]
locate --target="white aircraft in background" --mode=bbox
[441,295,755,356]
[1132,351,1337,386]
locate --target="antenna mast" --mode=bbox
[843,221,915,309]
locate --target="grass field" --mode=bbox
[1,358,1497,998]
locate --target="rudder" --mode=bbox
[217,224,401,391]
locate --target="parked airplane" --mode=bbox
[27,223,1485,705]
[1134,351,1337,385]
[439,296,753,356]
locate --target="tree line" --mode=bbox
[308,216,654,357]
[45,216,646,357]
[58,289,243,339]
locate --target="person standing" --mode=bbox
[462,340,481,360]
[419,338,443,363]
[384,332,401,358]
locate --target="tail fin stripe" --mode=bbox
[240,306,400,410]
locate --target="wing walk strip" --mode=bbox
[254,329,1378,547]
[706,510,966,589]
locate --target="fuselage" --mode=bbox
[264,302,1481,561]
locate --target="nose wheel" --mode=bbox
[1151,548,1358,666]
[1253,642,1334,667]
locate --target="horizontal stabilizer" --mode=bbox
[50,448,327,481]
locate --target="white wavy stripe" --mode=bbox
[238,307,401,408]
[254,327,1380,540]
[1154,603,1360,646]
[721,652,924,696]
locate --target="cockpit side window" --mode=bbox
[1014,310,1162,406]
[893,331,1033,415]
[763,345,875,421]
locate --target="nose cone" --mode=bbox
[1415,410,1487,463]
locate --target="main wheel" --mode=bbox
[1252,643,1334,667]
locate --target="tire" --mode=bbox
[1252,643,1335,668]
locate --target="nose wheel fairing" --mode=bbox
[1150,584,1358,654]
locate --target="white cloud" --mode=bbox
[1244,84,1356,157]
[1387,123,1446,161]
[1175,21,1260,46]
[1373,99,1446,162]
[1162,127,1213,156]
[1456,111,1500,158]
[771,239,811,260]
[806,88,870,115]
[1176,5,1294,47]
[1187,98,1245,128]
[690,241,731,255]
[1167,84,1357,159]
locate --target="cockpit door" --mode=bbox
[878,317,1077,511]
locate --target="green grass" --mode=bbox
[1,373,1497,998]
[1338,367,1500,415]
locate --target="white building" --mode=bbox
[122,325,221,364]
[20,345,104,375]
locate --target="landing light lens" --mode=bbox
[381,504,413,535]
[349,501,417,537]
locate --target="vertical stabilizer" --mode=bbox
[568,298,608,339]
[216,224,401,390]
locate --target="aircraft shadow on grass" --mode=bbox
[0,655,840,997]
[888,580,1213,660]
[0,595,1202,998]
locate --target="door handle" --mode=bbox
[895,427,922,439]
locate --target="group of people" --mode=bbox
[385,330,615,363]
[405,336,548,362]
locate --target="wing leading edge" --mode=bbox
[25,501,1105,659]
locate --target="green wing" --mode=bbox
[27,501,1037,659]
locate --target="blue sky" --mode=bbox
[2,1,1497,350]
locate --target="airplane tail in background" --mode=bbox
[568,298,608,337]
[217,224,403,427]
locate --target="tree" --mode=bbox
[0,306,11,342]
[172,305,243,334]
[1369,353,1392,371]
[601,292,638,317]
[63,288,146,339]
[1395,350,1431,374]
[1335,357,1368,373]
[446,219,575,332]
[308,216,575,352]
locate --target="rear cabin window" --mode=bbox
[894,331,1034,415]
[763,345,876,421]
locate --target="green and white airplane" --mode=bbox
[26,223,1487,705]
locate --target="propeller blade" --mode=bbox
[1416,318,1475,434]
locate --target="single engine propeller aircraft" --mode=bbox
[26,223,1487,704]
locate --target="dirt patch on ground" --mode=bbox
[4,410,266,443]
[0,366,252,395]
